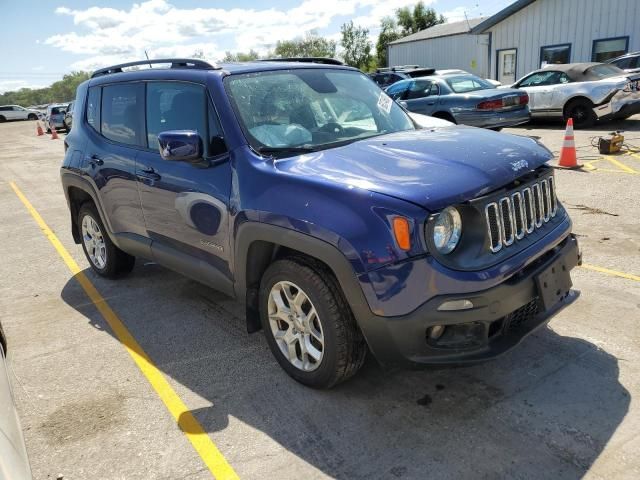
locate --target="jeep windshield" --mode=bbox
[224,68,415,156]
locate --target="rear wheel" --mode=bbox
[259,258,367,388]
[78,203,135,278]
[432,112,457,124]
[0,116,5,123]
[564,99,596,128]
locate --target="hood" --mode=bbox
[275,127,553,211]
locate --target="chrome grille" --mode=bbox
[485,175,557,253]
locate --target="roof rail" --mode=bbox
[91,58,221,78]
[259,57,344,66]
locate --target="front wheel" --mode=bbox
[78,203,135,278]
[259,258,367,388]
[28,113,37,120]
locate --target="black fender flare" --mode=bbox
[61,172,116,242]
[234,222,374,333]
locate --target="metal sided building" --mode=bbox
[387,18,491,79]
[472,0,640,85]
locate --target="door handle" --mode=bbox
[86,154,104,167]
[139,166,161,181]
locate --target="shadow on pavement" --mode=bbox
[61,263,629,480]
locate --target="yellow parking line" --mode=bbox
[9,182,239,480]
[603,155,638,174]
[581,263,640,282]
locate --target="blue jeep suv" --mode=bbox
[61,58,580,388]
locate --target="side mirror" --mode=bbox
[158,130,202,162]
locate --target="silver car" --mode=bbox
[386,73,530,130]
[508,62,640,128]
[0,321,33,479]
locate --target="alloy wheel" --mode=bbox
[267,281,324,372]
[81,215,107,269]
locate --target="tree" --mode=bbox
[374,2,446,68]
[375,16,402,68]
[274,31,337,58]
[222,50,261,62]
[0,71,90,106]
[340,21,372,70]
[396,1,445,36]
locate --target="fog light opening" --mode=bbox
[427,325,446,340]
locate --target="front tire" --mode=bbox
[259,258,366,388]
[78,203,135,278]
[28,113,37,120]
[564,99,596,128]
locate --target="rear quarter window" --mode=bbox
[86,87,101,131]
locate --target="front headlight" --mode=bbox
[433,206,462,254]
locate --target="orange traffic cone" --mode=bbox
[556,118,581,169]
[50,125,59,140]
[36,121,44,136]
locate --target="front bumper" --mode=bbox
[453,107,530,129]
[360,234,581,367]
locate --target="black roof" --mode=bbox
[531,63,625,81]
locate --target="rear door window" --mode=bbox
[101,83,143,146]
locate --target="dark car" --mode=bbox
[370,66,437,88]
[63,101,74,132]
[386,73,530,129]
[607,51,640,74]
[61,58,580,388]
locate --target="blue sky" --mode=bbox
[1,0,512,93]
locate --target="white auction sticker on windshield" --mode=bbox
[377,92,393,114]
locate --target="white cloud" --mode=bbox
[47,0,438,69]
[0,80,48,94]
[442,6,473,23]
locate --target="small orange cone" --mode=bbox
[50,124,59,140]
[36,121,44,136]
[556,118,581,169]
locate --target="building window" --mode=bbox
[540,44,571,66]
[592,37,629,62]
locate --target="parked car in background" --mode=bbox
[0,105,41,122]
[386,73,530,129]
[0,320,33,479]
[607,51,640,74]
[61,58,579,388]
[45,103,68,132]
[63,101,74,132]
[509,62,640,128]
[433,69,502,87]
[370,66,437,88]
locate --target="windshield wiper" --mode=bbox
[256,146,317,156]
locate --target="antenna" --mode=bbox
[144,50,152,69]
[464,11,472,31]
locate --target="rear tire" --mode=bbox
[432,112,457,124]
[78,203,135,278]
[564,99,596,128]
[259,258,367,388]
[0,116,6,123]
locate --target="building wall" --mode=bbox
[488,0,640,80]
[388,34,490,78]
